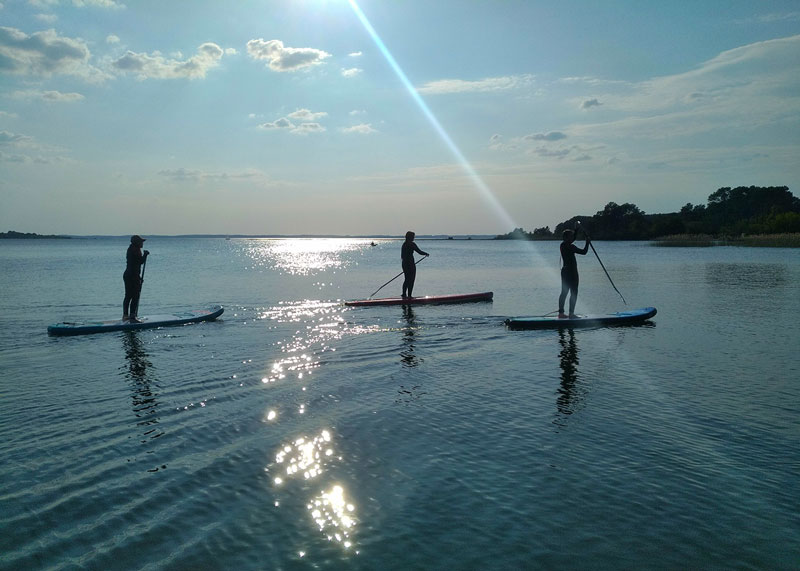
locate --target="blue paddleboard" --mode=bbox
[506,307,656,330]
[48,305,224,336]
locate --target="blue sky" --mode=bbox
[1,0,798,235]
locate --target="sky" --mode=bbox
[1,0,799,236]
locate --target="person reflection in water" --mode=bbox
[558,228,590,318]
[556,329,579,417]
[401,231,428,298]
[400,305,421,368]
[123,235,149,322]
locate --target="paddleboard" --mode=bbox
[48,305,224,336]
[345,291,493,307]
[506,307,656,330]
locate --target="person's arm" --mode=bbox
[577,234,590,255]
[413,243,429,256]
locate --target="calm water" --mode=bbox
[1,238,798,570]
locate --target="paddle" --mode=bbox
[576,222,627,305]
[369,255,428,298]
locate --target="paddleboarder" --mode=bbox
[401,231,429,298]
[123,235,149,322]
[558,228,590,318]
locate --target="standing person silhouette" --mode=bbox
[558,228,590,318]
[401,231,428,298]
[123,235,149,322]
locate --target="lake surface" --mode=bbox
[1,237,798,570]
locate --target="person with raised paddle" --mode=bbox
[558,227,590,318]
[123,235,149,323]
[401,231,429,298]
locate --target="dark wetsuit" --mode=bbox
[123,244,146,317]
[558,240,588,315]
[401,240,428,297]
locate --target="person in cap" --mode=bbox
[123,235,149,322]
[558,228,590,318]
[401,231,428,298]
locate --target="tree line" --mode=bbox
[495,186,800,240]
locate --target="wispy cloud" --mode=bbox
[158,167,268,183]
[524,131,567,142]
[246,39,330,72]
[112,42,224,79]
[341,67,362,78]
[0,130,35,146]
[581,98,601,109]
[417,74,534,95]
[12,89,84,102]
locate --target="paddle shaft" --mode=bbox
[132,256,147,316]
[577,223,627,305]
[369,255,428,298]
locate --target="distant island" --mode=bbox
[496,186,800,246]
[1,230,71,240]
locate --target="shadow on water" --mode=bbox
[121,331,165,472]
[553,328,588,429]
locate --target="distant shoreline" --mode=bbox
[4,231,798,246]
[0,231,71,240]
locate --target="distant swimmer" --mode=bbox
[401,231,429,298]
[123,235,149,322]
[558,228,590,318]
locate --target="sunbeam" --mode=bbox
[347,0,520,233]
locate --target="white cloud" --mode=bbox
[341,123,376,134]
[112,42,224,79]
[341,67,361,78]
[246,39,330,72]
[348,51,362,57]
[257,116,325,135]
[258,117,294,130]
[349,109,365,116]
[417,74,533,95]
[0,26,105,80]
[106,34,120,44]
[287,108,327,121]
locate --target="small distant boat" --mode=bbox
[48,306,224,336]
[506,307,656,330]
[345,291,493,307]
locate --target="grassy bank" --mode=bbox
[652,233,800,247]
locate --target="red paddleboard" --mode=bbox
[345,292,493,307]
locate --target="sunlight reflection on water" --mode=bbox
[242,238,370,276]
[269,429,359,553]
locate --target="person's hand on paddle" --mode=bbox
[143,250,150,257]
